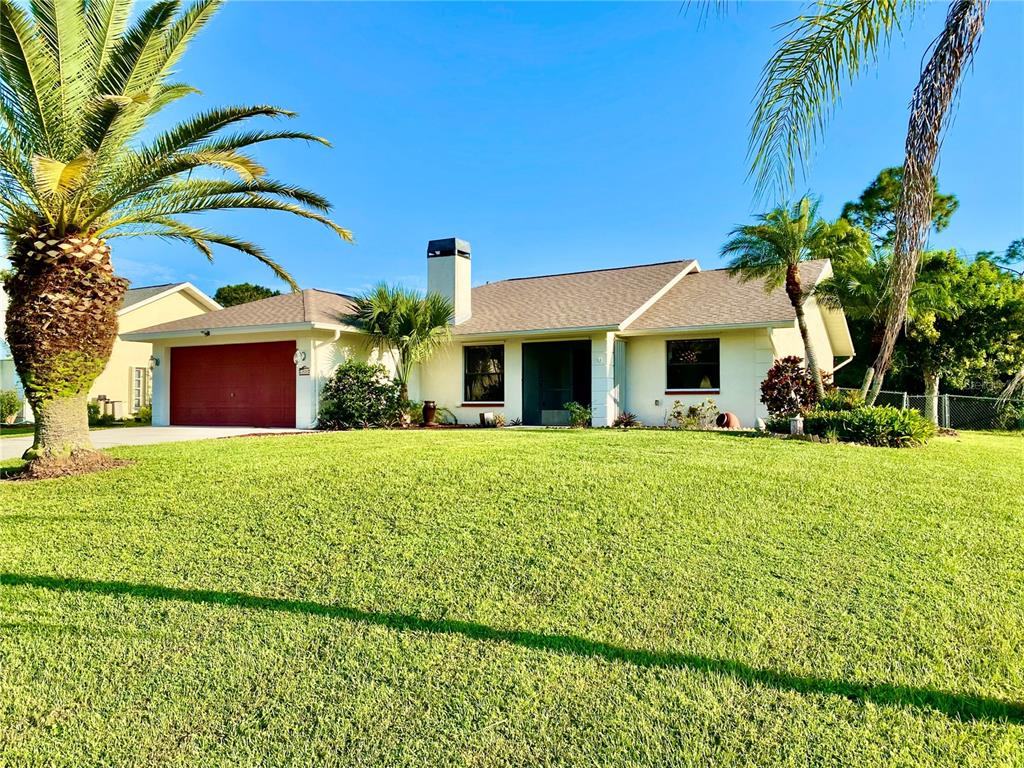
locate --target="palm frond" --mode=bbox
[749,0,919,199]
[108,216,297,288]
[0,0,61,153]
[32,0,93,152]
[127,177,333,211]
[86,0,132,77]
[97,191,352,242]
[140,104,297,159]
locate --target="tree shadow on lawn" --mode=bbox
[2,572,1021,725]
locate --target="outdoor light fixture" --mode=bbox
[201,329,211,337]
[293,350,307,365]
[149,356,160,368]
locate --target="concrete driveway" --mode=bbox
[0,426,309,460]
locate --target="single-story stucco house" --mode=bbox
[2,281,219,422]
[124,238,853,429]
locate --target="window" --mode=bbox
[464,345,504,403]
[132,367,150,411]
[666,339,720,392]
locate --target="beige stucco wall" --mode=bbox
[419,338,524,425]
[90,291,212,411]
[768,299,837,373]
[621,328,775,428]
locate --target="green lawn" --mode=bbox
[1,430,1022,767]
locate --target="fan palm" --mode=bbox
[722,197,870,399]
[353,283,454,401]
[748,0,988,402]
[0,0,351,464]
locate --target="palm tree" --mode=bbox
[814,250,961,405]
[0,0,350,466]
[722,197,870,399]
[353,284,454,401]
[747,0,988,402]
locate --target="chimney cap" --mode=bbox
[427,237,471,259]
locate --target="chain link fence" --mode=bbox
[840,388,1024,430]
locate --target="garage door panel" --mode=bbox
[170,341,296,427]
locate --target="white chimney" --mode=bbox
[427,237,471,324]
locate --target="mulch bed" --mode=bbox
[5,451,133,481]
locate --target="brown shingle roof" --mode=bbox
[126,289,357,335]
[453,260,696,336]
[626,260,830,331]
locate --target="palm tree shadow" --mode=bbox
[2,573,1020,724]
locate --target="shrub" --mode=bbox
[404,400,423,426]
[0,389,21,422]
[760,356,832,417]
[803,405,936,447]
[995,400,1024,431]
[564,401,592,428]
[88,400,115,427]
[668,398,718,429]
[764,415,791,434]
[494,413,507,428]
[134,405,153,424]
[817,389,863,412]
[612,411,641,428]
[318,360,403,429]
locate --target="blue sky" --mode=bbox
[115,1,1024,296]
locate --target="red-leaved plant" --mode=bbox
[760,356,833,417]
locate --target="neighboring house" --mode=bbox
[1,281,219,422]
[125,237,853,429]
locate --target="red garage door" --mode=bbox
[170,341,296,427]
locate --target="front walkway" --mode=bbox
[0,426,308,460]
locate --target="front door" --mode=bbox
[522,341,591,425]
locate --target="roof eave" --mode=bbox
[122,320,354,342]
[118,282,221,316]
[619,320,794,337]
[451,324,619,341]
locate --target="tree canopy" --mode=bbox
[214,282,280,307]
[895,253,1024,391]
[840,167,958,248]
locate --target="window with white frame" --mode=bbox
[131,367,150,411]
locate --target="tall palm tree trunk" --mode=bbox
[868,0,987,404]
[785,265,825,400]
[5,227,127,461]
[858,323,887,398]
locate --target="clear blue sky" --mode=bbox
[115,0,1024,296]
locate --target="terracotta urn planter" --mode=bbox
[422,400,437,426]
[715,411,741,429]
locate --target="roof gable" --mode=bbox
[625,260,831,332]
[124,289,357,337]
[120,282,220,314]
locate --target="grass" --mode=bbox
[1,429,1022,767]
